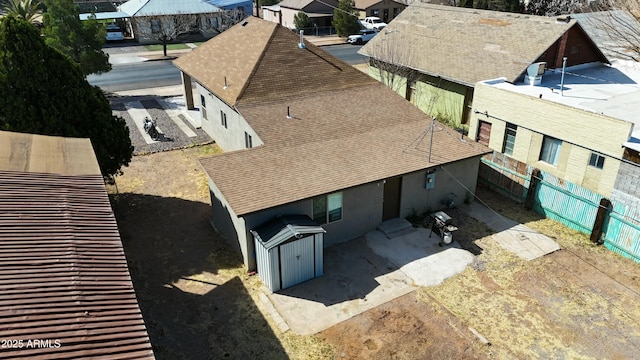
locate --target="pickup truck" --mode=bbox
[359,17,387,31]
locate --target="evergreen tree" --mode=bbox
[294,12,312,33]
[42,0,110,76]
[0,16,133,181]
[333,0,360,37]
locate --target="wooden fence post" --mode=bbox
[591,198,611,245]
[524,168,541,210]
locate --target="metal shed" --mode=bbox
[250,215,325,292]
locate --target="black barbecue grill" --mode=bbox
[430,211,458,245]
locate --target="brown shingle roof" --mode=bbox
[360,3,590,85]
[0,132,154,359]
[189,17,489,216]
[200,84,490,215]
[174,17,376,107]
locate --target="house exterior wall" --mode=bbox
[400,157,481,217]
[356,0,405,22]
[368,68,469,125]
[130,13,223,44]
[534,25,607,70]
[196,83,263,151]
[262,8,282,24]
[278,7,300,29]
[469,82,631,196]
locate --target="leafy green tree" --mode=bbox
[332,0,360,37]
[0,16,132,181]
[293,11,312,33]
[2,0,42,25]
[42,0,110,76]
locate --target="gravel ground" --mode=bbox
[111,97,212,155]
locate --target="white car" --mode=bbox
[105,24,124,42]
[347,29,378,45]
[360,17,387,31]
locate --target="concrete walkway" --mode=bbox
[265,228,474,335]
[463,202,561,260]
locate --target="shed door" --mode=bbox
[279,236,315,289]
[477,121,492,146]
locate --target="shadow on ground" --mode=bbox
[110,193,287,359]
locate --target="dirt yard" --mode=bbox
[108,146,640,359]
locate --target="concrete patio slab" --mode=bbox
[265,227,476,335]
[463,202,560,260]
[367,228,475,287]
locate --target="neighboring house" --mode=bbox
[0,131,154,359]
[359,3,609,126]
[118,0,225,44]
[468,59,640,198]
[173,17,490,274]
[353,0,406,23]
[207,0,253,19]
[571,10,640,62]
[262,0,338,30]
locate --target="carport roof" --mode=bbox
[0,131,154,359]
[251,215,325,250]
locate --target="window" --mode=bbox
[371,9,379,17]
[540,136,562,165]
[220,110,227,128]
[313,192,342,224]
[150,19,160,33]
[245,132,252,148]
[200,95,207,120]
[382,9,389,22]
[393,7,399,17]
[503,123,517,155]
[589,153,605,169]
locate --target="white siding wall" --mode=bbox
[255,239,279,291]
[279,7,298,29]
[314,233,323,277]
[197,83,263,151]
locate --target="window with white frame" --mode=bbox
[220,110,227,128]
[589,153,605,169]
[503,123,517,155]
[540,136,562,165]
[200,95,207,120]
[312,192,342,224]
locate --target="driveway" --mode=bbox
[266,227,474,335]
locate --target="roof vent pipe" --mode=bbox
[286,106,292,119]
[560,57,567,96]
[298,30,306,49]
[223,76,228,90]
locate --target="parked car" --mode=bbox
[359,17,387,31]
[347,29,378,45]
[105,24,124,42]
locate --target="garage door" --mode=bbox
[279,236,314,289]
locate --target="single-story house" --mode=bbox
[353,0,406,23]
[174,17,490,274]
[0,130,154,359]
[359,3,609,126]
[262,0,338,30]
[118,0,225,44]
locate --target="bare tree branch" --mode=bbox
[583,1,640,62]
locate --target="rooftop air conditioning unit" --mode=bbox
[525,62,546,86]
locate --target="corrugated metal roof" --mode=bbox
[251,215,325,250]
[119,0,221,17]
[0,131,154,359]
[79,11,130,20]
